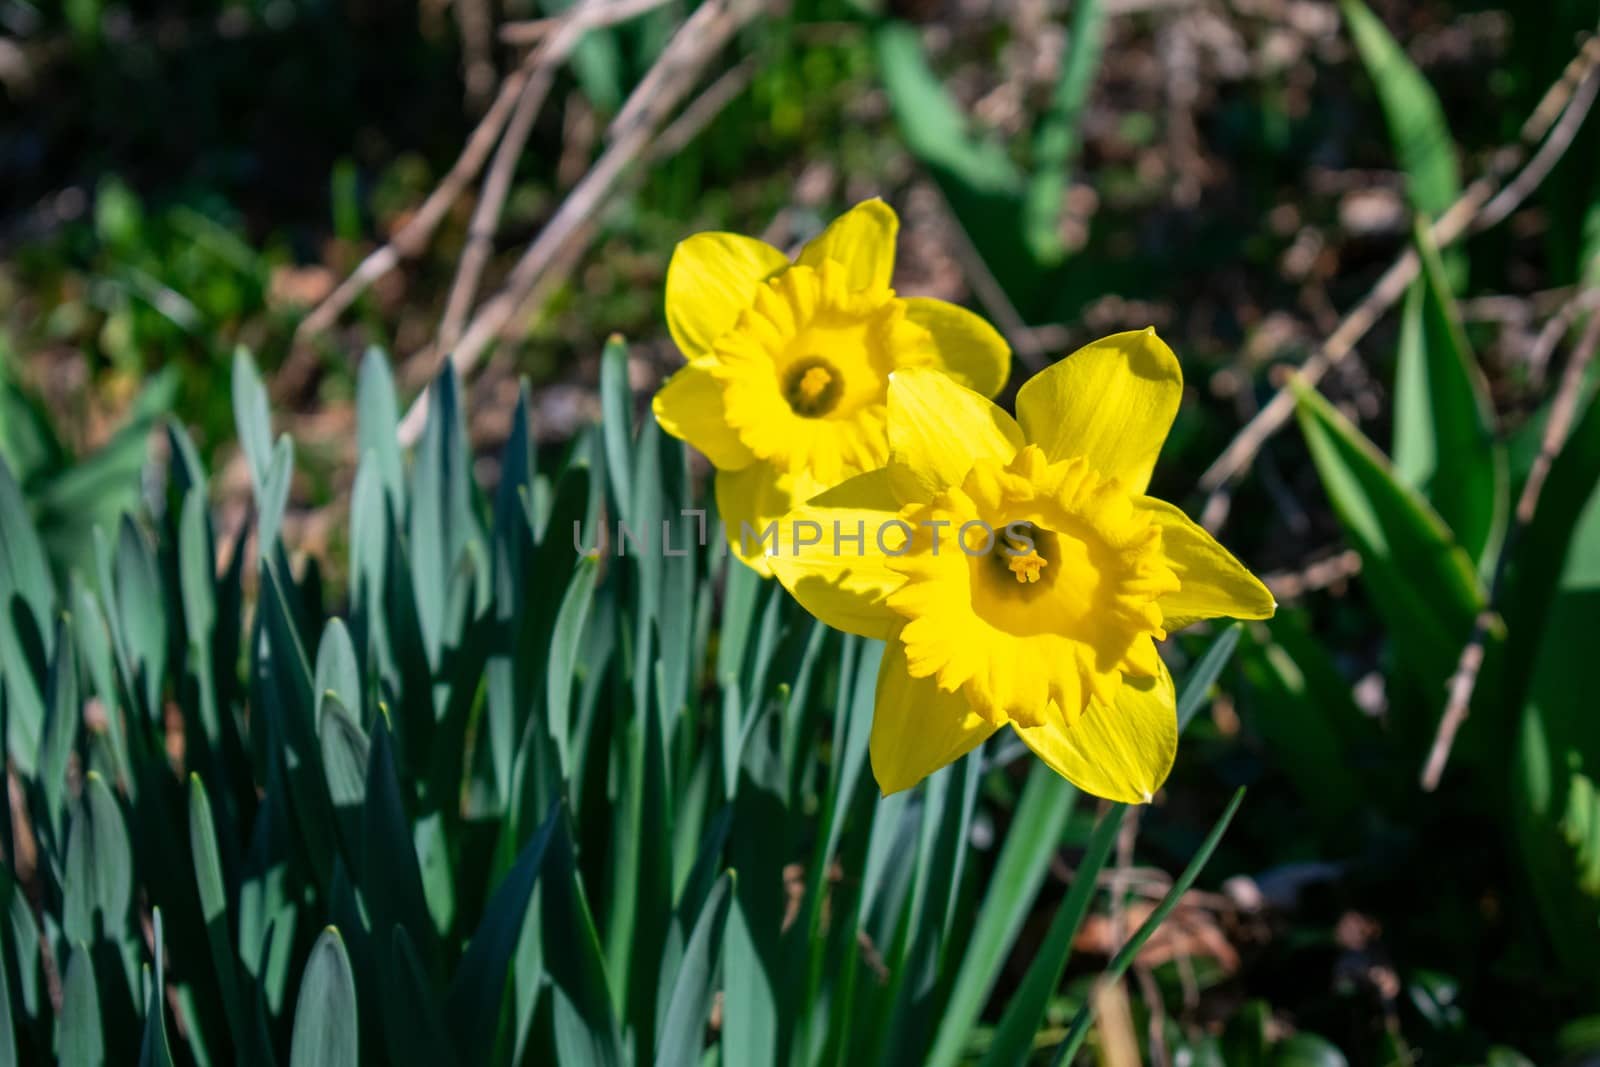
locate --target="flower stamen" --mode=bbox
[1007,548,1048,584]
[783,356,844,417]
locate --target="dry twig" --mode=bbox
[288,0,677,385]
[1197,36,1600,532]
[440,0,685,351]
[398,0,768,444]
[1420,304,1600,791]
[1262,549,1363,601]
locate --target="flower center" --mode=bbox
[885,447,1182,724]
[1007,547,1048,584]
[782,356,844,417]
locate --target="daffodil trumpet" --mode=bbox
[766,329,1277,803]
[652,199,1011,574]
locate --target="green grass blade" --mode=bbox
[1177,623,1243,731]
[543,817,627,1067]
[1024,0,1105,264]
[138,910,174,1067]
[925,763,1078,1067]
[1339,0,1460,218]
[653,871,735,1067]
[599,333,635,526]
[981,801,1124,1067]
[1049,787,1247,1065]
[1293,382,1482,723]
[1393,221,1507,569]
[445,802,560,1066]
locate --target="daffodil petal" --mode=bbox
[1138,498,1276,630]
[887,368,1023,505]
[1015,328,1182,494]
[902,297,1011,399]
[767,470,904,638]
[715,462,822,577]
[1013,661,1177,804]
[652,361,755,470]
[666,233,790,359]
[871,635,1000,794]
[796,199,898,291]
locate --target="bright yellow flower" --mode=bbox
[652,199,1011,574]
[767,330,1276,802]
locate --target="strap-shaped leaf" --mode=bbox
[290,928,359,1067]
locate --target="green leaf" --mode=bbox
[1049,788,1247,1065]
[0,889,16,1067]
[1503,385,1600,707]
[981,801,1123,1067]
[1339,0,1460,218]
[445,802,560,1066]
[874,23,1023,197]
[58,943,106,1067]
[408,361,478,670]
[1178,622,1244,731]
[1238,617,1369,835]
[38,625,80,851]
[356,348,406,517]
[1393,222,1506,568]
[599,334,635,526]
[653,871,734,1067]
[1512,402,1600,989]
[64,772,133,944]
[926,761,1077,1067]
[1023,0,1105,264]
[290,928,360,1067]
[138,910,174,1067]
[543,817,626,1067]
[0,452,55,778]
[188,776,251,1060]
[380,927,458,1067]
[1271,1033,1349,1067]
[257,437,295,554]
[314,619,363,729]
[319,696,370,811]
[1293,383,1482,712]
[231,348,273,487]
[547,556,599,779]
[362,716,440,982]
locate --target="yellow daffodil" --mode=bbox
[766,329,1276,802]
[652,199,1011,574]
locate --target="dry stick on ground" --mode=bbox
[287,0,676,376]
[1262,548,1362,602]
[1420,305,1600,792]
[1196,36,1600,532]
[493,58,760,344]
[1528,286,1600,388]
[397,0,768,445]
[455,0,498,109]
[285,60,532,367]
[438,0,681,352]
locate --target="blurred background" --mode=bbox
[5,0,1600,1062]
